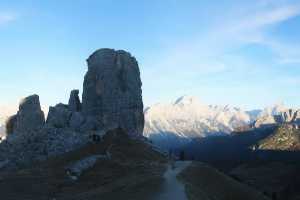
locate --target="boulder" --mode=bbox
[68,90,81,112]
[81,48,144,136]
[46,103,71,128]
[9,95,45,134]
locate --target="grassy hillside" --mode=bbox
[0,129,167,200]
[258,125,300,150]
[178,162,270,200]
[230,161,300,200]
[184,125,300,200]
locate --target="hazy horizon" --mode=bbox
[1,0,300,111]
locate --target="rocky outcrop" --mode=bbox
[46,90,83,129]
[46,103,71,128]
[0,48,145,169]
[254,109,300,128]
[282,109,300,123]
[68,90,81,112]
[45,49,145,137]
[82,48,144,136]
[6,95,45,134]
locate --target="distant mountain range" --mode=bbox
[0,95,296,149]
[144,95,292,149]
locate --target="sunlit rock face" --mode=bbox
[82,49,144,136]
[6,94,45,135]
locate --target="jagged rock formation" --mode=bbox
[254,108,300,128]
[68,89,81,112]
[0,48,145,169]
[82,48,144,136]
[45,49,144,136]
[47,90,83,130]
[46,103,71,128]
[6,95,45,134]
[277,109,300,123]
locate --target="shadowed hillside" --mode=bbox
[0,129,167,200]
[178,162,270,200]
[182,125,300,200]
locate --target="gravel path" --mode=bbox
[153,161,191,200]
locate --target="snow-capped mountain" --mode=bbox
[144,96,257,149]
[253,103,300,128]
[143,96,293,150]
[258,103,287,118]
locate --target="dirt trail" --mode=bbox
[152,161,191,200]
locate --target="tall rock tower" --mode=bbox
[82,48,144,136]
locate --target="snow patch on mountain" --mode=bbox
[258,103,287,118]
[144,96,256,149]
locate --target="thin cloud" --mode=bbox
[217,2,300,47]
[142,0,300,108]
[235,5,300,31]
[153,1,300,72]
[264,40,300,64]
[0,12,17,26]
[222,3,300,64]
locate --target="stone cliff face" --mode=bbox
[47,103,71,128]
[1,48,145,169]
[82,49,144,136]
[69,90,81,112]
[6,49,144,137]
[6,95,45,135]
[46,90,84,130]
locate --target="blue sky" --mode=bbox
[1,0,300,112]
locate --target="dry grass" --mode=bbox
[0,129,167,200]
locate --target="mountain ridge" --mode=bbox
[144,95,291,149]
